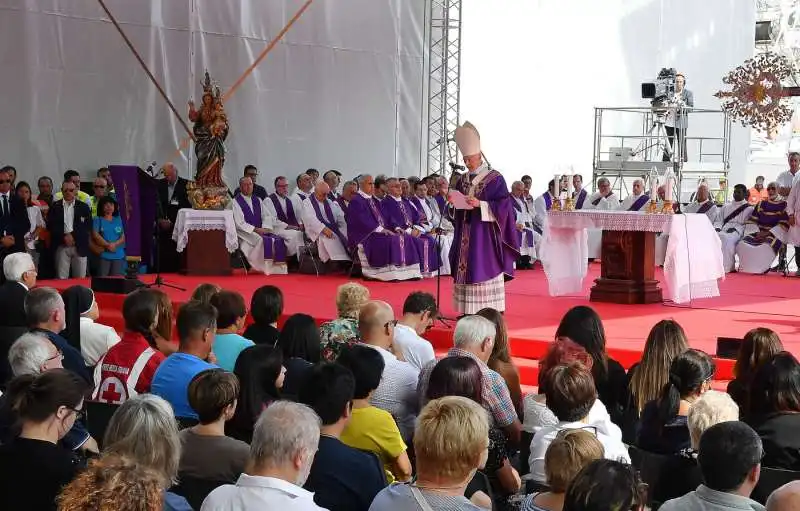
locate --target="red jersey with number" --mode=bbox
[92,332,165,404]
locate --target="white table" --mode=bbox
[172,208,238,253]
[540,210,724,304]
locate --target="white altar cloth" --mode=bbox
[172,209,239,253]
[540,210,724,304]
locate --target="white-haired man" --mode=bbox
[0,252,35,327]
[417,315,521,446]
[618,179,648,211]
[301,181,350,265]
[585,178,618,210]
[232,176,288,275]
[201,401,325,510]
[4,332,99,453]
[156,162,191,272]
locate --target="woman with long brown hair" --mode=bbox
[727,327,783,416]
[628,320,689,414]
[477,307,522,417]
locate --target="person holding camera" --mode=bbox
[665,72,694,162]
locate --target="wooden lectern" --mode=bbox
[590,230,663,304]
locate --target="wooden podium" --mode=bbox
[590,230,663,304]
[182,230,232,276]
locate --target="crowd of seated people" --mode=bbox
[4,262,800,509]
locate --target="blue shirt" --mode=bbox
[92,215,125,260]
[212,333,254,372]
[304,435,386,511]
[151,353,216,419]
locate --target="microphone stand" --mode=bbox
[146,171,185,291]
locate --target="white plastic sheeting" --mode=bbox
[460,0,755,194]
[0,0,426,187]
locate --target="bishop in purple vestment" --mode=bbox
[381,178,440,276]
[345,174,422,281]
[449,121,519,313]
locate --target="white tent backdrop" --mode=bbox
[460,0,755,195]
[0,0,426,188]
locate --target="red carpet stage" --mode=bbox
[44,265,800,389]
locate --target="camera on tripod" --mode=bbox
[641,68,677,110]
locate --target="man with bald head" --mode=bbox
[301,181,350,266]
[358,300,419,442]
[684,182,719,222]
[344,174,422,281]
[232,176,288,275]
[768,481,800,510]
[510,180,539,268]
[156,162,191,272]
[337,180,358,213]
[618,178,649,211]
[380,177,440,277]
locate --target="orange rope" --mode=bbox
[172,0,316,157]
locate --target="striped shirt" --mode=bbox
[365,344,420,443]
[418,347,518,428]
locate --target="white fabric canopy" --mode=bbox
[0,1,426,188]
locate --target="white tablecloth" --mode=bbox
[172,208,239,253]
[540,210,724,303]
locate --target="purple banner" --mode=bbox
[109,165,157,266]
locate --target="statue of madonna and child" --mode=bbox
[186,71,230,210]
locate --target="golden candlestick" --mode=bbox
[563,198,575,211]
[551,198,562,211]
[646,200,659,214]
[661,200,676,214]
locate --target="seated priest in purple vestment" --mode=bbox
[617,179,649,211]
[232,176,288,275]
[337,180,358,214]
[510,180,540,269]
[449,121,519,314]
[410,180,453,276]
[264,175,305,257]
[301,181,351,264]
[736,182,789,274]
[381,178,440,277]
[346,174,422,281]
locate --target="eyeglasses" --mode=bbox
[69,407,86,421]
[384,319,398,329]
[45,349,63,363]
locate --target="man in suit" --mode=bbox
[157,162,191,272]
[0,167,31,283]
[0,252,36,327]
[664,72,694,162]
[233,165,268,200]
[48,179,92,279]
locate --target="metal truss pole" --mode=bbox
[426,0,462,176]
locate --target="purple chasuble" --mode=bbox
[575,188,588,209]
[434,194,447,214]
[268,193,299,227]
[381,197,439,274]
[345,194,420,269]
[742,199,789,253]
[542,192,553,210]
[628,195,649,211]
[236,194,287,263]
[309,196,348,248]
[450,170,519,285]
[409,196,430,224]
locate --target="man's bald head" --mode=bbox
[358,300,395,348]
[767,481,800,510]
[314,180,330,200]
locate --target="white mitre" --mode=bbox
[455,121,481,156]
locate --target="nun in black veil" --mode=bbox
[61,285,120,368]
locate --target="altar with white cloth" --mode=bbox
[540,210,724,304]
[172,209,238,275]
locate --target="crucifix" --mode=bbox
[715,52,800,131]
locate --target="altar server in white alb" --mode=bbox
[617,179,649,212]
[409,179,453,275]
[533,179,559,235]
[715,184,753,273]
[232,176,288,275]
[301,181,351,264]
[510,180,539,267]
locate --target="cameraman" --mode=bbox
[664,72,694,162]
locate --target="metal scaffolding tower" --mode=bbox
[425,0,462,176]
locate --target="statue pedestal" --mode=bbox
[181,230,232,276]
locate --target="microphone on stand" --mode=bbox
[144,161,158,176]
[436,136,455,145]
[448,162,466,172]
